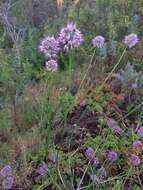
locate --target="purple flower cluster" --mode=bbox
[38,24,140,73]
[124,33,139,48]
[92,35,105,48]
[0,165,12,177]
[91,33,139,50]
[93,157,100,166]
[85,147,95,158]
[113,127,122,136]
[58,22,83,51]
[39,22,83,71]
[107,151,118,162]
[107,118,122,136]
[37,164,48,177]
[0,165,13,189]
[85,147,100,166]
[137,127,143,137]
[39,36,60,60]
[133,140,143,150]
[45,60,58,72]
[129,154,141,166]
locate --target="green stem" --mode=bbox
[96,47,127,94]
[77,48,97,92]
[68,49,73,86]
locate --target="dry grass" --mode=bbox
[57,0,81,10]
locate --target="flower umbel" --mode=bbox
[45,60,58,72]
[39,36,60,59]
[92,35,105,48]
[124,33,139,48]
[58,22,83,51]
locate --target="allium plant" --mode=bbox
[45,60,58,72]
[58,22,83,51]
[39,36,60,59]
[92,35,105,48]
[96,33,140,98]
[124,33,139,48]
[58,22,83,83]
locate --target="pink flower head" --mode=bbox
[58,22,83,51]
[113,127,122,136]
[107,151,118,162]
[92,35,105,48]
[45,59,58,72]
[124,33,139,48]
[85,147,95,158]
[137,127,143,137]
[39,36,60,59]
[93,157,100,166]
[133,140,143,150]
[129,154,141,166]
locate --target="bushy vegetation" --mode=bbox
[0,0,143,189]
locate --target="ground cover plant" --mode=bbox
[0,0,143,189]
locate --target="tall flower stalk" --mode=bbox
[68,49,73,85]
[96,47,127,94]
[58,22,83,85]
[77,35,105,93]
[96,33,139,95]
[77,48,97,92]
